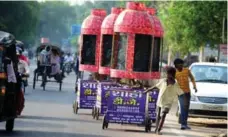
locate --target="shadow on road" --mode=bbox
[107,128,197,137]
[0,130,107,137]
[166,118,227,129]
[76,113,94,116]
[189,122,227,129]
[106,128,151,135]
[18,115,100,124]
[15,120,66,128]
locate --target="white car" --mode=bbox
[189,62,227,119]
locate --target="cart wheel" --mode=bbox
[42,73,47,91]
[102,115,108,129]
[92,107,96,119]
[36,74,39,81]
[152,119,156,123]
[75,101,78,114]
[105,122,108,129]
[73,103,75,113]
[59,82,62,91]
[5,119,14,132]
[33,73,36,89]
[145,118,152,132]
[96,108,100,120]
[73,101,76,113]
[43,83,46,91]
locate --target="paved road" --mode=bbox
[0,62,227,137]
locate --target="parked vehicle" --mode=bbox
[187,62,227,119]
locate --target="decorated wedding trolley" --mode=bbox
[73,1,164,132]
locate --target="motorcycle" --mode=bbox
[20,73,29,93]
[64,62,73,75]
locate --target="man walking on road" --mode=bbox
[174,58,197,130]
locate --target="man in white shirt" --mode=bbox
[64,53,74,63]
[39,46,51,65]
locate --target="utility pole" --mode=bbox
[218,16,226,62]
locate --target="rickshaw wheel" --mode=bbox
[42,73,47,91]
[5,119,14,132]
[59,82,62,91]
[96,108,100,120]
[43,83,46,91]
[33,73,36,89]
[145,118,152,132]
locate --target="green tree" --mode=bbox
[159,1,227,55]
[0,1,40,47]
[38,1,76,45]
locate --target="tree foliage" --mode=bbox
[37,1,76,45]
[159,1,227,55]
[0,1,40,46]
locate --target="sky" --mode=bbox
[37,0,94,5]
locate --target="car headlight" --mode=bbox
[191,94,198,102]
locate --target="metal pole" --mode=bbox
[218,17,225,62]
[159,38,163,72]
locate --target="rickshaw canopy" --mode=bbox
[36,43,63,56]
[0,31,16,47]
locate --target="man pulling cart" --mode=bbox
[33,43,64,91]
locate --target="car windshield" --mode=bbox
[191,65,227,84]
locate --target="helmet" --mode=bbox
[16,40,24,51]
[0,31,16,47]
[16,46,23,55]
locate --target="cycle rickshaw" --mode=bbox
[33,43,64,91]
[0,31,23,131]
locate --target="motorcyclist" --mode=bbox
[16,42,29,66]
[64,52,74,64]
[64,52,74,74]
[16,47,30,92]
